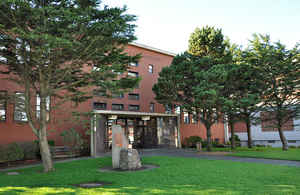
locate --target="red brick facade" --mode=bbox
[0,43,226,146]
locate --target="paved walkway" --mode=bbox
[1,148,300,171]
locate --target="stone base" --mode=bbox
[119,149,142,170]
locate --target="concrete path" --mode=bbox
[139,148,300,167]
[1,148,300,172]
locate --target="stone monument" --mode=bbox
[112,125,128,169]
[112,124,142,170]
[119,148,142,170]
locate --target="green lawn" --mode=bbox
[0,156,300,194]
[213,147,300,161]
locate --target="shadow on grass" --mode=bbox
[0,183,298,195]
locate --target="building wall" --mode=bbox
[179,114,225,144]
[0,43,226,146]
[230,112,300,147]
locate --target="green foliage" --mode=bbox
[188,26,231,59]
[246,34,300,150]
[17,142,39,160]
[0,0,139,171]
[0,143,24,162]
[184,136,202,148]
[153,26,234,151]
[60,128,84,150]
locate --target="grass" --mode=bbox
[0,156,300,194]
[212,147,300,161]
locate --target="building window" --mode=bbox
[36,95,50,121]
[128,93,139,100]
[150,103,155,112]
[129,105,140,111]
[93,89,106,97]
[183,112,190,124]
[0,91,7,121]
[268,140,275,144]
[288,140,296,143]
[128,71,139,77]
[14,92,28,122]
[129,62,138,67]
[112,104,124,110]
[148,64,153,73]
[192,112,198,124]
[174,105,181,114]
[93,102,107,110]
[165,105,172,114]
[112,92,124,99]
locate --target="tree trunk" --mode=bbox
[39,86,54,172]
[39,129,54,172]
[229,121,236,150]
[278,126,288,151]
[205,124,212,152]
[245,116,252,148]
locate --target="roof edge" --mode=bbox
[129,42,177,57]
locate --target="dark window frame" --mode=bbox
[128,93,140,100]
[150,103,155,112]
[129,62,138,67]
[14,92,28,122]
[93,102,107,110]
[0,91,7,121]
[93,89,106,97]
[129,104,140,111]
[128,71,139,77]
[148,64,154,73]
[112,104,124,111]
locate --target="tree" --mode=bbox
[211,61,262,149]
[0,0,139,172]
[247,34,300,150]
[153,26,232,151]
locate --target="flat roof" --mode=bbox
[129,42,177,57]
[92,110,178,117]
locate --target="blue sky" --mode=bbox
[102,0,300,54]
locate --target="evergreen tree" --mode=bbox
[0,0,139,172]
[247,34,300,150]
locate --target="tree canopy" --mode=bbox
[0,0,139,172]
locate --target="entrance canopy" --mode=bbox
[91,110,181,157]
[92,110,178,117]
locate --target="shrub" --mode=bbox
[60,128,84,153]
[17,142,39,160]
[185,136,202,148]
[0,143,24,162]
[289,145,296,149]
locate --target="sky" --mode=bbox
[102,0,300,54]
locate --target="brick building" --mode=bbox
[0,43,226,150]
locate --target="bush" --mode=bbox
[185,136,202,148]
[0,143,24,162]
[60,128,84,154]
[17,142,39,160]
[289,145,296,149]
[230,135,241,147]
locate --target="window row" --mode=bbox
[93,102,156,112]
[93,90,140,100]
[129,62,154,74]
[0,91,50,122]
